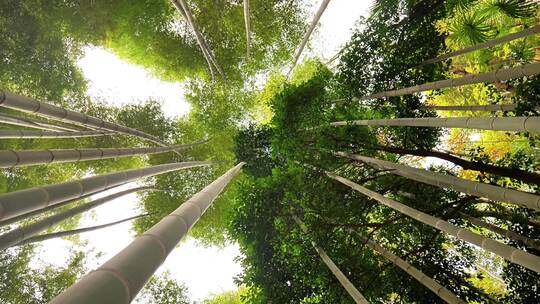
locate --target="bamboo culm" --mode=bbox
[459,212,540,251]
[174,0,225,79]
[326,171,540,273]
[356,62,540,101]
[422,104,532,112]
[289,0,331,75]
[0,92,170,147]
[334,152,540,211]
[14,213,148,247]
[171,0,216,80]
[0,129,114,139]
[419,25,540,66]
[0,112,79,132]
[0,161,212,222]
[354,232,465,304]
[0,187,152,250]
[0,140,206,168]
[243,0,251,57]
[0,183,127,228]
[293,215,368,304]
[330,116,540,133]
[50,163,245,303]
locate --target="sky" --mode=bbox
[32,1,373,302]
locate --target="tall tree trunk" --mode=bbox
[0,140,207,168]
[365,144,540,185]
[14,213,148,247]
[50,163,245,303]
[419,25,540,66]
[355,62,540,101]
[0,129,114,139]
[334,152,540,211]
[325,171,540,273]
[243,0,251,58]
[0,112,79,132]
[353,232,465,304]
[0,187,152,250]
[458,211,540,251]
[292,215,368,304]
[330,116,540,133]
[0,91,172,149]
[0,183,127,228]
[0,161,211,222]
[289,0,332,75]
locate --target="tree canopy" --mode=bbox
[1,0,539,303]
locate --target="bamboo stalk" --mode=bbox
[289,0,332,75]
[0,140,207,168]
[419,25,540,66]
[0,92,170,148]
[459,212,540,251]
[0,187,152,250]
[0,161,212,222]
[325,171,540,273]
[0,129,115,139]
[423,104,527,112]
[293,215,369,304]
[50,163,245,303]
[14,213,148,246]
[0,112,78,132]
[356,62,540,101]
[354,232,465,304]
[0,183,127,228]
[174,0,225,79]
[334,152,540,211]
[330,116,540,133]
[171,0,216,80]
[243,0,251,58]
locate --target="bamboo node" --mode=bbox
[94,267,133,302]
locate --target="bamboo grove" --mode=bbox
[1,0,539,303]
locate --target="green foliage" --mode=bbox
[0,0,87,101]
[235,124,277,177]
[203,287,248,304]
[0,247,86,304]
[441,0,537,49]
[481,0,536,19]
[60,0,306,82]
[2,0,539,302]
[447,10,494,46]
[136,271,190,304]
